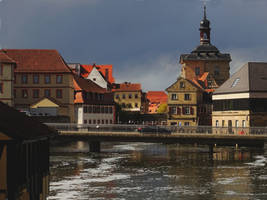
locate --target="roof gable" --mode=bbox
[166,77,203,92]
[81,64,115,84]
[87,67,108,88]
[31,97,60,108]
[2,49,72,73]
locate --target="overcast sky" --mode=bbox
[1,0,267,91]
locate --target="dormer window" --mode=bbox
[231,78,240,88]
[180,82,185,88]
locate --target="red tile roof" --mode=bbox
[112,83,141,92]
[81,64,115,84]
[73,75,107,94]
[0,51,16,63]
[73,75,114,104]
[147,91,167,103]
[1,49,72,73]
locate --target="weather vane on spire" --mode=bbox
[200,0,210,19]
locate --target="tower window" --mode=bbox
[214,67,220,76]
[195,67,200,76]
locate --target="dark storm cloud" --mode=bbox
[0,0,266,90]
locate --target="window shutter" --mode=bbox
[190,107,194,115]
[169,107,172,114]
[182,107,185,115]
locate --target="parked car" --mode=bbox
[137,126,171,134]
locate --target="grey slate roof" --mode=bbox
[180,43,231,61]
[214,62,267,95]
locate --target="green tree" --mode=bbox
[157,103,168,113]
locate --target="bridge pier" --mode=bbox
[89,141,101,153]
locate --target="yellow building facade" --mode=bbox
[2,49,75,122]
[112,83,143,112]
[0,52,16,107]
[166,77,204,126]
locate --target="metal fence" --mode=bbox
[45,123,267,136]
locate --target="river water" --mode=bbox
[48,142,267,200]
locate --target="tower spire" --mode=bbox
[204,4,207,20]
[199,4,211,45]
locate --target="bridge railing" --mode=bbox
[45,123,267,136]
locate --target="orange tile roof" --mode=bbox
[81,64,115,84]
[146,91,167,103]
[199,72,209,82]
[112,83,141,92]
[2,49,72,73]
[0,51,16,63]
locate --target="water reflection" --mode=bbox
[49,142,267,200]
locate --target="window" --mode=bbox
[231,78,240,88]
[195,67,200,76]
[129,94,132,99]
[214,67,220,76]
[115,94,119,99]
[22,89,28,98]
[180,82,185,88]
[184,94,191,101]
[56,89,62,98]
[56,75,63,84]
[0,83,3,94]
[33,89,39,98]
[110,120,113,124]
[44,89,51,97]
[184,107,190,115]
[14,89,16,98]
[106,120,108,124]
[135,103,138,108]
[102,120,104,124]
[93,120,96,124]
[21,74,28,84]
[135,94,138,99]
[33,74,39,84]
[101,106,105,113]
[89,120,92,124]
[84,120,87,124]
[242,120,246,128]
[235,120,239,127]
[97,120,100,124]
[0,64,3,75]
[184,122,190,126]
[44,74,51,84]
[171,94,178,100]
[88,106,92,113]
[216,120,219,127]
[84,106,88,113]
[222,120,225,127]
[169,107,176,114]
[122,94,126,99]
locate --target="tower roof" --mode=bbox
[200,5,210,29]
